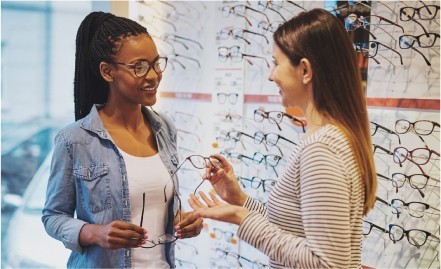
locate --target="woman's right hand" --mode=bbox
[80,221,147,249]
[203,154,248,206]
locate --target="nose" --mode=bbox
[144,66,160,81]
[144,68,162,81]
[268,66,275,82]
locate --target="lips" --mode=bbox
[141,85,158,94]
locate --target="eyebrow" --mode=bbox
[129,55,160,64]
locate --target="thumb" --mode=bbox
[173,210,181,225]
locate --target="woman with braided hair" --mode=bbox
[42,11,203,268]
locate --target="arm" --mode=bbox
[41,131,88,253]
[42,132,146,252]
[237,142,353,268]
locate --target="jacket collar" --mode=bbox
[80,104,163,139]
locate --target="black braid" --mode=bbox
[74,11,148,121]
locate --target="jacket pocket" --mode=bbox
[74,164,112,214]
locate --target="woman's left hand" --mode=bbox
[174,211,203,239]
[188,192,249,226]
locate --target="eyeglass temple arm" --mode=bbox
[409,15,430,37]
[410,46,431,66]
[244,6,270,23]
[287,1,306,11]
[243,29,269,44]
[241,53,270,68]
[267,6,286,21]
[380,16,405,32]
[174,53,201,68]
[173,35,203,50]
[284,113,306,133]
[419,0,433,15]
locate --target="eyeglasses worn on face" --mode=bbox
[139,193,178,248]
[113,56,168,77]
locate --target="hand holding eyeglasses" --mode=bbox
[202,154,248,206]
[80,220,147,250]
[174,211,204,239]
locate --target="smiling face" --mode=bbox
[268,44,309,109]
[107,34,162,107]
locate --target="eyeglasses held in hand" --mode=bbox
[139,193,178,248]
[171,155,222,194]
[395,119,440,136]
[113,56,168,77]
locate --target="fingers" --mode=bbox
[209,192,222,205]
[199,192,216,207]
[175,212,204,239]
[210,154,230,169]
[189,193,208,209]
[102,222,148,249]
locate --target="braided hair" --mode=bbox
[74,11,148,120]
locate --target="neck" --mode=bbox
[100,102,146,131]
[301,100,330,137]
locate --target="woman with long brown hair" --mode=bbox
[187,8,377,268]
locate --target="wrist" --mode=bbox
[79,224,98,247]
[230,192,248,206]
[234,207,249,225]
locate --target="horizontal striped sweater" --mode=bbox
[237,125,364,269]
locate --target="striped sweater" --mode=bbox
[237,125,364,269]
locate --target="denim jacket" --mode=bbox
[42,104,180,268]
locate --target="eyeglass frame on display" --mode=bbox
[370,121,401,144]
[395,119,440,136]
[254,108,306,133]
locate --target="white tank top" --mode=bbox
[118,149,173,269]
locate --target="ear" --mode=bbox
[99,61,114,82]
[299,58,313,85]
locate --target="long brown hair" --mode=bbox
[274,8,376,216]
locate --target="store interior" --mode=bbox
[1,1,439,268]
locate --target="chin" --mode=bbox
[142,96,157,107]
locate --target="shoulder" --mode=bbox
[55,119,91,144]
[299,125,352,158]
[156,111,176,134]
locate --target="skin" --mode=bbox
[189,44,331,225]
[79,34,203,250]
